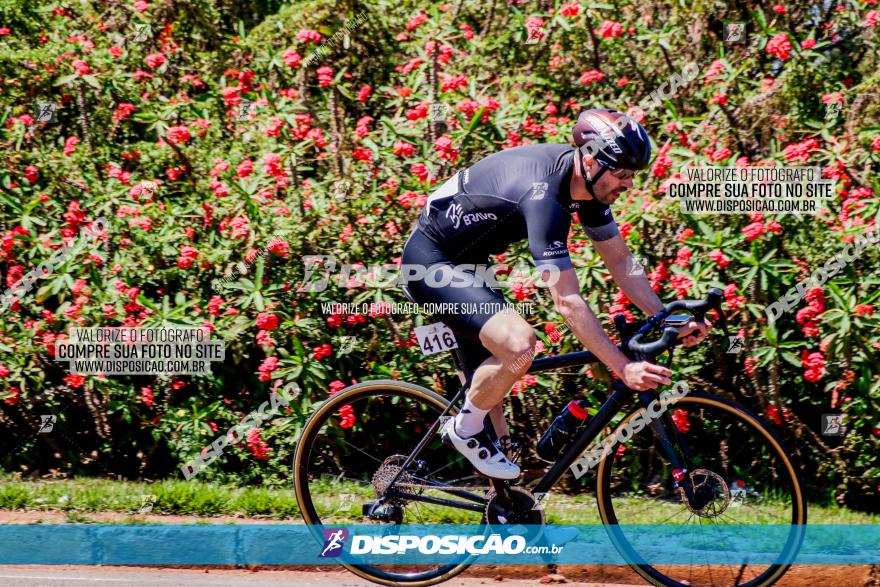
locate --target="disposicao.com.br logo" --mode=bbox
[347,534,562,556]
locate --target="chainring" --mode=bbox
[484,486,546,526]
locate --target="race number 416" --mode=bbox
[414,323,458,356]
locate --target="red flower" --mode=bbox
[708,250,729,269]
[782,137,820,163]
[352,146,372,162]
[0,365,9,378]
[671,409,690,433]
[579,70,604,85]
[772,4,786,14]
[72,59,90,75]
[710,147,732,162]
[141,386,154,406]
[337,404,356,428]
[166,126,190,144]
[296,28,322,43]
[256,313,278,330]
[855,304,874,317]
[316,66,334,87]
[407,13,428,30]
[64,374,85,388]
[742,222,765,241]
[674,247,692,268]
[406,103,428,121]
[800,350,825,382]
[358,85,372,102]
[3,386,21,406]
[329,380,346,395]
[411,163,429,182]
[282,48,301,67]
[393,141,414,158]
[801,38,816,49]
[246,428,271,460]
[177,245,198,269]
[312,343,333,360]
[766,33,792,61]
[651,145,673,178]
[559,1,579,16]
[595,20,623,38]
[63,136,80,156]
[257,356,279,381]
[145,53,166,70]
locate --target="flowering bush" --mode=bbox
[0,0,878,508]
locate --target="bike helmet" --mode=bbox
[572,108,652,196]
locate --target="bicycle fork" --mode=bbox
[637,390,703,510]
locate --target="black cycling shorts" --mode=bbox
[401,228,512,372]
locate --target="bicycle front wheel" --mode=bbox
[293,380,487,586]
[596,392,806,587]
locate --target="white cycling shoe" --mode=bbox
[441,418,521,480]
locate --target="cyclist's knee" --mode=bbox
[500,329,537,368]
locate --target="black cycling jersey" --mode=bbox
[416,143,620,270]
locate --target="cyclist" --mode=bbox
[401,108,711,479]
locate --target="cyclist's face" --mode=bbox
[588,160,634,205]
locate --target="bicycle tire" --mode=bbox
[293,379,473,587]
[596,392,807,587]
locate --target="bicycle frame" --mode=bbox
[381,344,699,516]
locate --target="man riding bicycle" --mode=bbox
[401,108,711,480]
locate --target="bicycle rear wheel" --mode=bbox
[293,380,487,586]
[596,392,806,587]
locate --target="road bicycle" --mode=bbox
[294,288,806,587]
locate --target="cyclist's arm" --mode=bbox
[545,267,633,380]
[591,233,664,316]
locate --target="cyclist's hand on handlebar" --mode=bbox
[677,317,712,347]
[621,361,672,391]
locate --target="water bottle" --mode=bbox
[536,400,589,461]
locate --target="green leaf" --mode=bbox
[54,74,77,86]
[82,75,101,90]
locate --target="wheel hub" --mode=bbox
[678,468,731,517]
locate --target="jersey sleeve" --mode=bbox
[519,188,574,272]
[578,197,620,241]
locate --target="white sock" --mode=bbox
[455,397,490,437]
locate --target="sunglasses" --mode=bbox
[603,165,636,180]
